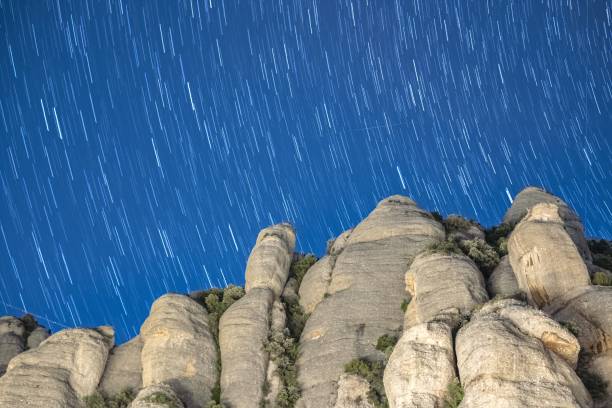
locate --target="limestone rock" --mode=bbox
[445,215,485,242]
[404,252,488,329]
[245,223,296,297]
[545,286,612,355]
[326,228,354,256]
[504,186,591,262]
[99,335,143,396]
[140,294,217,407]
[508,202,591,307]
[297,195,445,408]
[333,374,374,408]
[219,287,275,408]
[456,299,591,407]
[130,384,185,408]
[0,316,25,376]
[0,326,114,407]
[383,321,455,408]
[299,255,333,314]
[486,256,519,298]
[27,326,50,349]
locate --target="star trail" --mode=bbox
[0,0,610,342]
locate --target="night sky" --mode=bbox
[1,0,610,342]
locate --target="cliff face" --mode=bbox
[1,186,611,408]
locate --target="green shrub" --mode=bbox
[400,299,409,313]
[445,378,464,408]
[430,211,444,223]
[458,239,500,275]
[84,389,135,408]
[589,239,612,272]
[144,392,178,407]
[577,352,608,401]
[285,299,309,339]
[206,402,226,408]
[376,334,398,359]
[485,223,514,246]
[264,329,301,408]
[592,271,612,286]
[425,240,463,256]
[344,358,387,408]
[290,254,317,289]
[443,216,478,233]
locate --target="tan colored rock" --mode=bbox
[297,195,445,408]
[333,374,374,408]
[130,384,185,408]
[404,252,488,329]
[0,316,25,376]
[383,321,455,408]
[456,299,591,407]
[219,287,275,408]
[445,215,485,242]
[299,255,333,314]
[508,203,590,307]
[545,286,612,355]
[245,223,296,297]
[326,229,354,256]
[486,256,519,298]
[504,186,591,262]
[140,294,217,407]
[99,335,143,396]
[0,326,114,407]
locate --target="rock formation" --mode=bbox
[508,202,591,307]
[0,187,610,408]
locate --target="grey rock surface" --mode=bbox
[0,316,25,376]
[383,321,456,408]
[508,202,591,307]
[99,335,143,396]
[140,294,217,408]
[0,326,114,408]
[297,195,445,408]
[130,384,185,408]
[504,186,591,262]
[486,255,519,298]
[404,252,488,329]
[456,299,591,408]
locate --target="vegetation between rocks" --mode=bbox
[83,389,134,408]
[592,271,612,286]
[192,285,245,408]
[144,391,178,407]
[485,223,514,256]
[445,378,464,408]
[576,352,608,402]
[589,239,612,271]
[425,240,463,256]
[457,238,500,276]
[289,254,317,289]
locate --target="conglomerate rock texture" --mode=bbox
[0,187,610,408]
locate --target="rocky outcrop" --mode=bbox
[140,294,217,408]
[383,321,456,408]
[333,374,374,408]
[404,252,488,329]
[456,299,591,407]
[508,202,591,307]
[130,384,185,408]
[504,186,592,262]
[219,223,295,408]
[486,255,519,298]
[0,316,25,376]
[0,326,114,407]
[99,335,143,396]
[297,196,445,407]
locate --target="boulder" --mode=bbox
[297,195,445,407]
[544,286,612,355]
[27,326,50,349]
[0,326,114,407]
[404,252,488,329]
[130,383,185,408]
[245,223,296,297]
[504,186,591,262]
[99,335,143,396]
[0,316,25,376]
[587,350,612,408]
[333,374,374,408]
[444,215,485,242]
[508,203,590,307]
[486,256,520,298]
[383,321,456,408]
[298,256,333,314]
[140,294,217,407]
[219,287,275,408]
[456,299,591,407]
